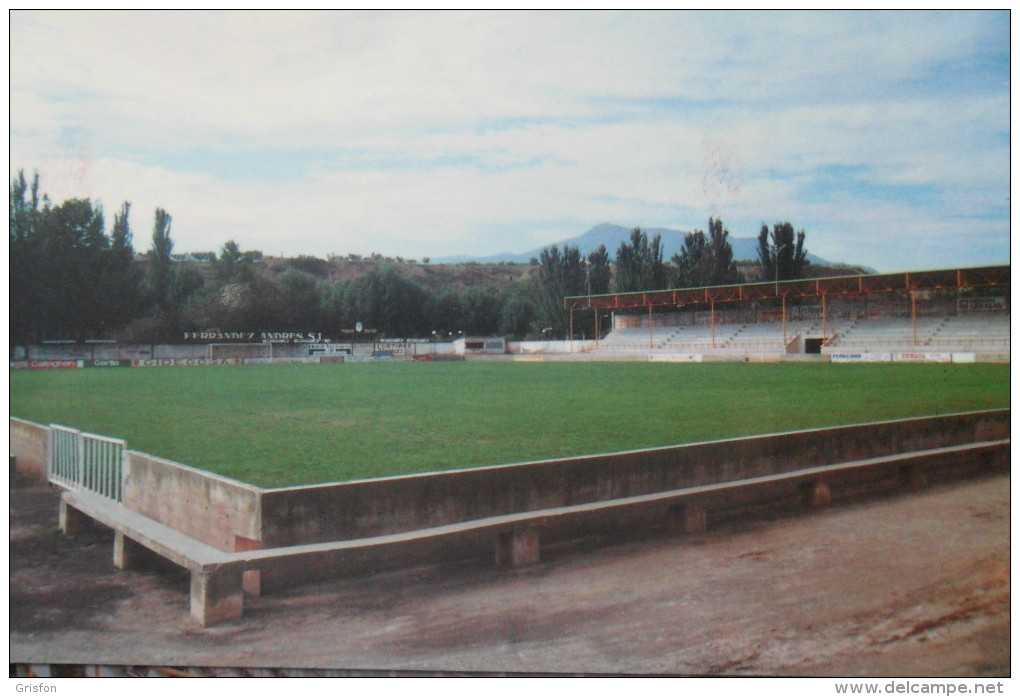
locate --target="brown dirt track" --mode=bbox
[8,469,1010,676]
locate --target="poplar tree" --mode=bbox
[150,207,174,310]
[757,222,808,283]
[614,228,666,293]
[107,202,141,329]
[9,170,44,345]
[674,218,743,288]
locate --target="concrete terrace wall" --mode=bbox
[258,409,1009,548]
[12,409,1009,557]
[10,417,48,480]
[123,452,261,552]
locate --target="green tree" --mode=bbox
[425,287,462,338]
[673,218,742,288]
[104,202,142,330]
[180,240,268,333]
[586,244,612,296]
[329,267,428,337]
[213,239,255,287]
[528,244,611,339]
[614,228,667,293]
[458,286,503,336]
[757,222,808,284]
[150,208,174,310]
[498,284,538,339]
[9,170,46,346]
[11,173,141,344]
[706,217,742,286]
[532,244,586,338]
[169,263,206,309]
[321,278,353,333]
[673,229,709,288]
[274,268,325,331]
[38,198,108,340]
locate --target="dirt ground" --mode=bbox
[8,469,1010,677]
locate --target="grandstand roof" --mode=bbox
[564,265,1010,312]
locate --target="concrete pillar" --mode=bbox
[242,570,261,597]
[804,481,831,508]
[113,531,147,569]
[682,504,708,534]
[669,503,707,534]
[59,500,91,536]
[899,464,927,492]
[190,567,245,627]
[234,535,262,597]
[495,527,540,568]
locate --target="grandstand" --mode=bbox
[596,313,1010,358]
[573,266,1010,361]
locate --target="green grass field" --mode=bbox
[8,361,1010,488]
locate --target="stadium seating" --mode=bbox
[927,314,1010,349]
[825,314,1010,353]
[596,309,1009,358]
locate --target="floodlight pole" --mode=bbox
[710,298,716,348]
[782,293,788,346]
[911,290,918,346]
[581,257,593,348]
[771,242,789,349]
[581,257,592,308]
[822,292,829,341]
[772,243,788,296]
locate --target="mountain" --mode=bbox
[436,223,836,266]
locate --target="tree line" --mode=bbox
[10,171,810,346]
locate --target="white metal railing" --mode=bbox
[47,424,125,502]
[47,425,81,489]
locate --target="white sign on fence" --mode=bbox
[893,352,952,363]
[829,353,893,363]
[648,353,703,363]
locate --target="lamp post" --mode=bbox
[581,257,594,346]
[772,243,787,296]
[771,242,788,347]
[580,257,592,308]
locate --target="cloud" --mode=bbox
[9,10,1009,271]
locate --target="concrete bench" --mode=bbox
[60,489,244,627]
[232,438,1010,577]
[60,438,1009,627]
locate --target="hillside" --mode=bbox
[259,256,540,291]
[433,222,839,267]
[160,222,862,292]
[164,246,864,293]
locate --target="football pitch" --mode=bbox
[8,361,1010,488]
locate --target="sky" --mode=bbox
[8,10,1011,272]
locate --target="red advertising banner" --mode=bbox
[28,360,82,369]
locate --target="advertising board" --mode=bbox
[132,358,244,367]
[28,360,83,369]
[829,353,893,363]
[648,353,703,363]
[88,359,130,368]
[893,352,952,363]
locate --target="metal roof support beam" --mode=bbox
[564,265,1009,314]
